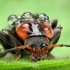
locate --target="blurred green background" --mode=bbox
[0,0,70,59]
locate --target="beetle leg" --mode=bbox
[47,25,62,55]
[0,31,15,54]
[7,29,23,60]
[0,29,22,59]
[12,51,21,60]
[47,25,62,59]
[50,25,62,44]
[51,19,58,29]
[0,27,27,59]
[50,19,62,44]
[47,54,55,59]
[0,47,17,57]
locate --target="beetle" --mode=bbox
[0,12,70,61]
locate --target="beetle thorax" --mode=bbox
[31,23,42,35]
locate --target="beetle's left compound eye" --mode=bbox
[39,13,49,22]
[8,15,19,25]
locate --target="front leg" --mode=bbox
[47,25,62,59]
[0,31,14,53]
[48,25,62,55]
[0,29,21,59]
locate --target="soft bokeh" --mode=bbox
[0,0,70,58]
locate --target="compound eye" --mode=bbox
[39,13,49,22]
[21,12,33,19]
[41,43,48,47]
[8,15,18,25]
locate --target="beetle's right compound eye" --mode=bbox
[8,15,18,25]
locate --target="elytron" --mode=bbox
[0,12,70,61]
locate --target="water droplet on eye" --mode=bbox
[7,15,18,25]
[8,20,15,25]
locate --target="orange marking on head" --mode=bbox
[16,23,30,40]
[42,23,53,39]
